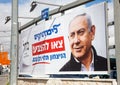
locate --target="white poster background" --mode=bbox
[19,2,107,77]
[19,21,49,77]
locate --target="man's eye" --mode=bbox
[78,30,85,35]
[70,33,75,38]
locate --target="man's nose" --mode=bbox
[74,35,80,43]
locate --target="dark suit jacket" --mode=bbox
[60,46,108,71]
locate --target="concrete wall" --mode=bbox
[18,77,117,85]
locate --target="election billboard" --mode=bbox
[19,2,108,77]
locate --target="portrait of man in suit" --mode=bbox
[59,13,108,71]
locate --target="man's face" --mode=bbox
[68,16,95,60]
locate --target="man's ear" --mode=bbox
[90,25,95,40]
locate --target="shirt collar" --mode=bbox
[74,48,94,71]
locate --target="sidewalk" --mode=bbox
[0,73,9,85]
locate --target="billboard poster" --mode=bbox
[19,2,108,77]
[19,21,49,77]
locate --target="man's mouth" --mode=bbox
[74,46,83,52]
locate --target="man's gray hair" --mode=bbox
[70,13,92,32]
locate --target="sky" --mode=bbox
[0,0,29,4]
[0,0,114,55]
[86,0,112,7]
[0,0,11,3]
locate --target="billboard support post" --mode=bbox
[10,0,18,85]
[114,0,120,84]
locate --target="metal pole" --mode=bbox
[114,0,120,84]
[36,1,62,7]
[19,0,93,31]
[10,0,18,85]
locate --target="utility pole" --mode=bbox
[10,0,18,85]
[114,0,120,85]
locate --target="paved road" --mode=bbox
[0,74,9,85]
